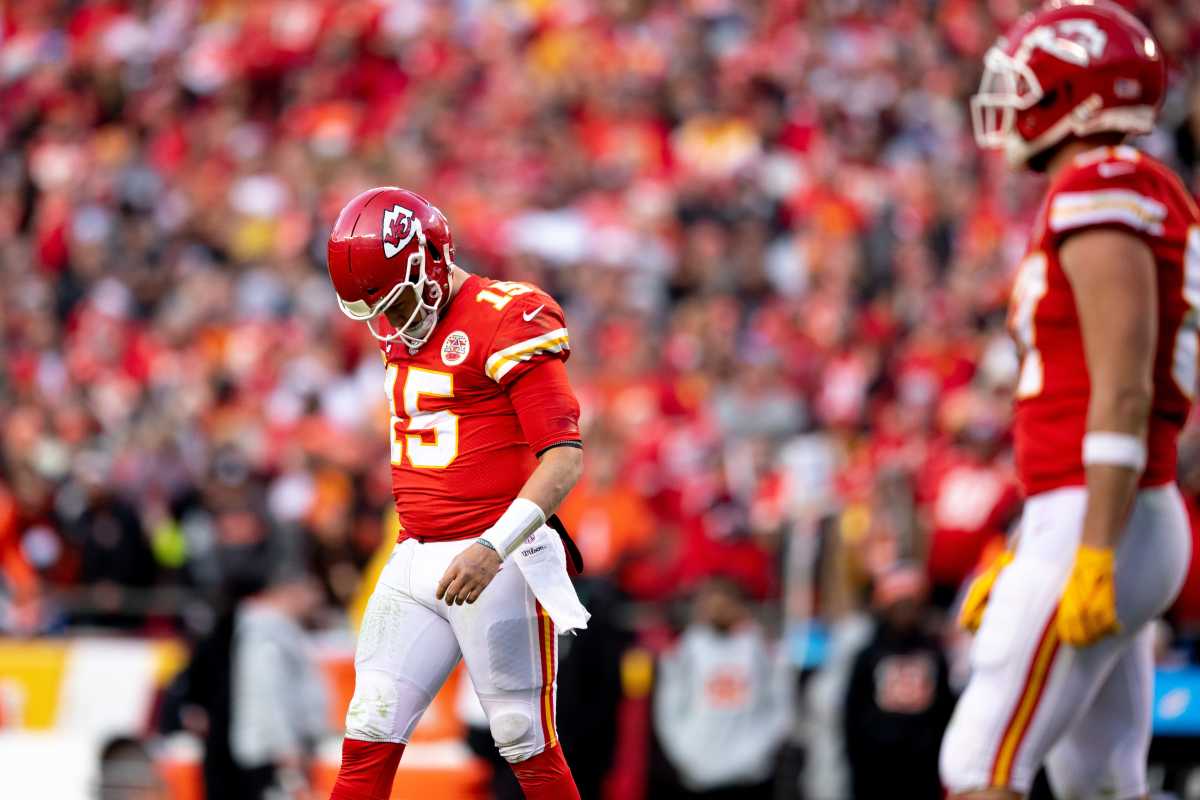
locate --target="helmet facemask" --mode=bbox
[972,18,1159,168]
[971,46,1046,162]
[335,219,448,350]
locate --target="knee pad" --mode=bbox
[345,670,428,743]
[489,710,536,763]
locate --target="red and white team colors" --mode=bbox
[382,276,576,542]
[942,153,1199,796]
[942,1,1199,793]
[345,278,582,752]
[326,187,585,799]
[1011,146,1200,496]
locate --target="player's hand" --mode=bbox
[437,542,503,606]
[958,549,1013,633]
[1057,544,1120,647]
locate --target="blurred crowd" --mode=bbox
[3,0,1200,796]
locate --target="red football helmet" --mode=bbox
[972,0,1166,167]
[327,187,456,349]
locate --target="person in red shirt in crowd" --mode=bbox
[918,392,1020,608]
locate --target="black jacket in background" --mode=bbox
[159,612,265,800]
[842,622,956,800]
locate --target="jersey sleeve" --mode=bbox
[507,358,582,455]
[483,287,571,386]
[1047,151,1169,244]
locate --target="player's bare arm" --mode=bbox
[515,445,586,523]
[1057,225,1157,647]
[1061,227,1157,549]
[436,445,584,606]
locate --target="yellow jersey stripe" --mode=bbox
[485,329,570,382]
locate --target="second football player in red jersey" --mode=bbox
[942,2,1198,798]
[325,188,588,800]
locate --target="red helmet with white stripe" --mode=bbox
[971,0,1166,167]
[327,187,455,349]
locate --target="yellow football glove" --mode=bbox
[958,549,1014,633]
[1057,544,1120,647]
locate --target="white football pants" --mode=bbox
[344,537,561,763]
[940,484,1190,798]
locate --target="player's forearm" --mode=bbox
[1087,382,1151,442]
[517,445,584,517]
[1080,463,1139,548]
[476,445,583,559]
[1080,386,1150,549]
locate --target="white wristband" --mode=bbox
[1082,431,1147,472]
[478,498,546,559]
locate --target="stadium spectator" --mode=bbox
[71,467,157,628]
[159,607,242,800]
[97,736,168,800]
[229,564,327,800]
[555,576,630,800]
[915,389,1020,608]
[842,563,954,800]
[652,575,792,799]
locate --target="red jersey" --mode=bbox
[381,274,579,541]
[918,450,1019,588]
[1009,145,1200,496]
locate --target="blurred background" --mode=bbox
[1,1,1200,798]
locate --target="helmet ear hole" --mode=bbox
[427,243,442,263]
[1036,88,1059,109]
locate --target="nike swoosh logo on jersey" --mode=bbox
[1097,162,1136,178]
[523,304,545,322]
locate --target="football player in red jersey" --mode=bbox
[940,3,1199,798]
[324,188,588,800]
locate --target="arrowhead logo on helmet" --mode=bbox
[382,205,419,260]
[327,187,458,350]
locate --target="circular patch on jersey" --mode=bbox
[441,330,470,366]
